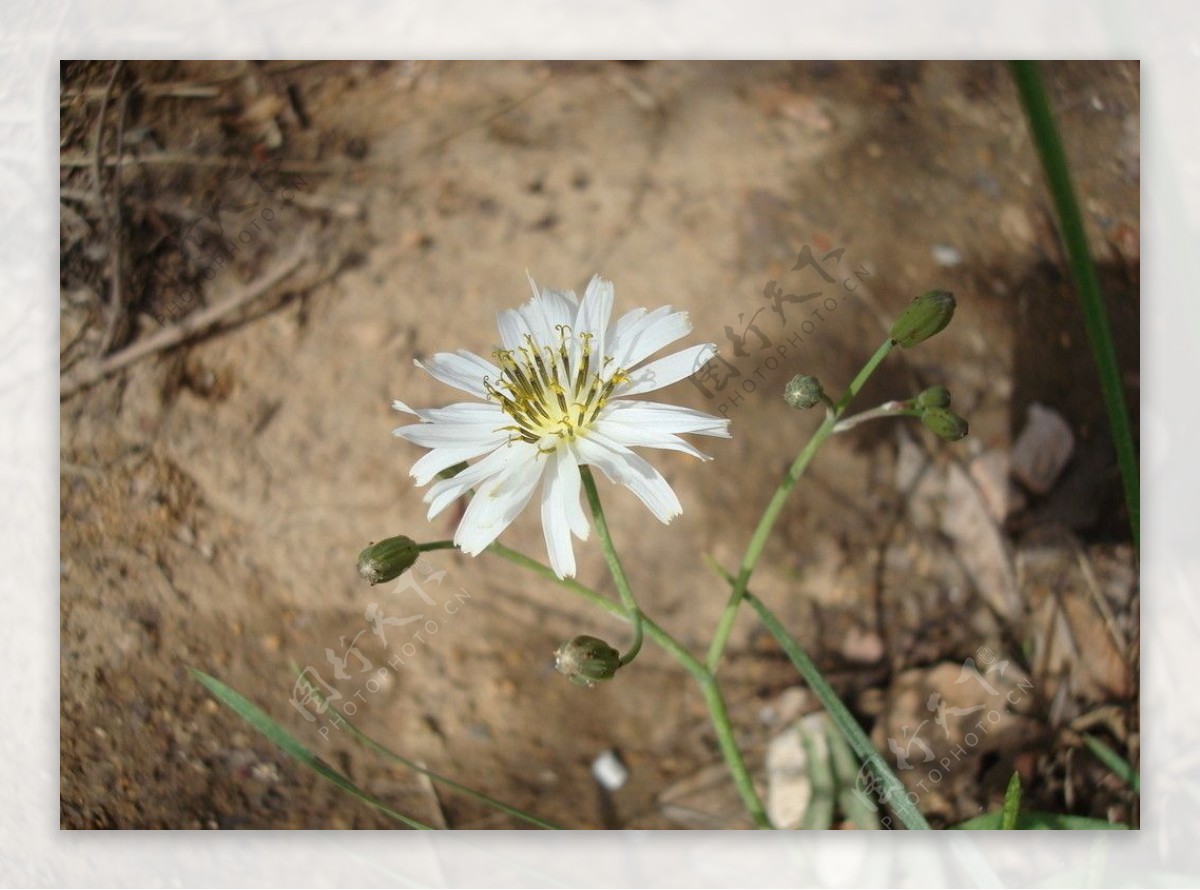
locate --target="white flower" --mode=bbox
[393,274,730,578]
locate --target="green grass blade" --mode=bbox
[826,716,880,830]
[741,590,930,830]
[190,668,434,830]
[798,719,835,830]
[1010,60,1139,547]
[954,809,1129,830]
[1002,772,1023,829]
[287,663,562,829]
[1083,733,1141,792]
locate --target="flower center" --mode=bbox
[485,326,627,449]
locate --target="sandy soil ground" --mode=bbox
[60,60,1139,829]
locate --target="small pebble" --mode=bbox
[591,749,628,791]
[932,244,962,267]
[1011,403,1075,495]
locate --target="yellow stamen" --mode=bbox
[485,326,626,446]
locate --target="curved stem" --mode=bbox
[832,400,916,434]
[484,541,771,828]
[706,339,894,672]
[579,466,644,665]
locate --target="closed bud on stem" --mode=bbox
[356,535,420,585]
[555,635,622,687]
[916,385,951,410]
[784,374,826,410]
[436,461,469,480]
[921,408,969,441]
[890,290,956,348]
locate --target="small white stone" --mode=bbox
[1011,403,1076,495]
[931,244,963,267]
[591,749,628,791]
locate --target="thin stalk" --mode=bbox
[1010,60,1139,547]
[579,466,644,664]
[706,339,894,672]
[832,400,916,434]
[417,540,458,553]
[484,541,772,828]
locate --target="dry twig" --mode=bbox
[60,239,311,399]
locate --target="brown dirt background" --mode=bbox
[60,60,1139,829]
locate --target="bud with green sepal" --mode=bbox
[920,407,969,441]
[357,535,420,585]
[889,290,956,348]
[555,634,622,687]
[916,385,951,410]
[784,374,829,410]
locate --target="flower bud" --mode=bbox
[357,535,420,585]
[784,374,826,410]
[555,634,621,687]
[889,290,956,348]
[436,461,469,480]
[920,408,969,441]
[916,385,951,410]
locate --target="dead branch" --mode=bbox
[60,239,311,399]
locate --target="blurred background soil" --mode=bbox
[59,60,1139,829]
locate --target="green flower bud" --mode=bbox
[555,635,621,687]
[356,535,420,585]
[920,408,969,441]
[436,461,469,480]
[889,290,956,348]
[784,374,826,410]
[916,385,951,410]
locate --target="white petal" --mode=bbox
[540,447,583,578]
[519,289,577,340]
[496,307,533,351]
[416,351,500,399]
[608,305,648,347]
[393,420,508,450]
[575,275,614,371]
[573,431,682,524]
[559,445,590,540]
[590,418,711,461]
[608,307,691,369]
[424,442,527,518]
[455,448,546,555]
[600,400,731,438]
[393,400,507,425]
[409,442,507,486]
[616,343,717,396]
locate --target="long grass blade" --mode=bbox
[739,589,930,830]
[1010,60,1139,546]
[190,668,434,830]
[1082,733,1141,792]
[288,664,563,829]
[1002,772,1022,829]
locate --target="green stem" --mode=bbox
[742,592,931,830]
[484,541,772,829]
[417,540,458,553]
[832,400,916,434]
[579,466,644,664]
[706,339,894,672]
[1010,60,1139,547]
